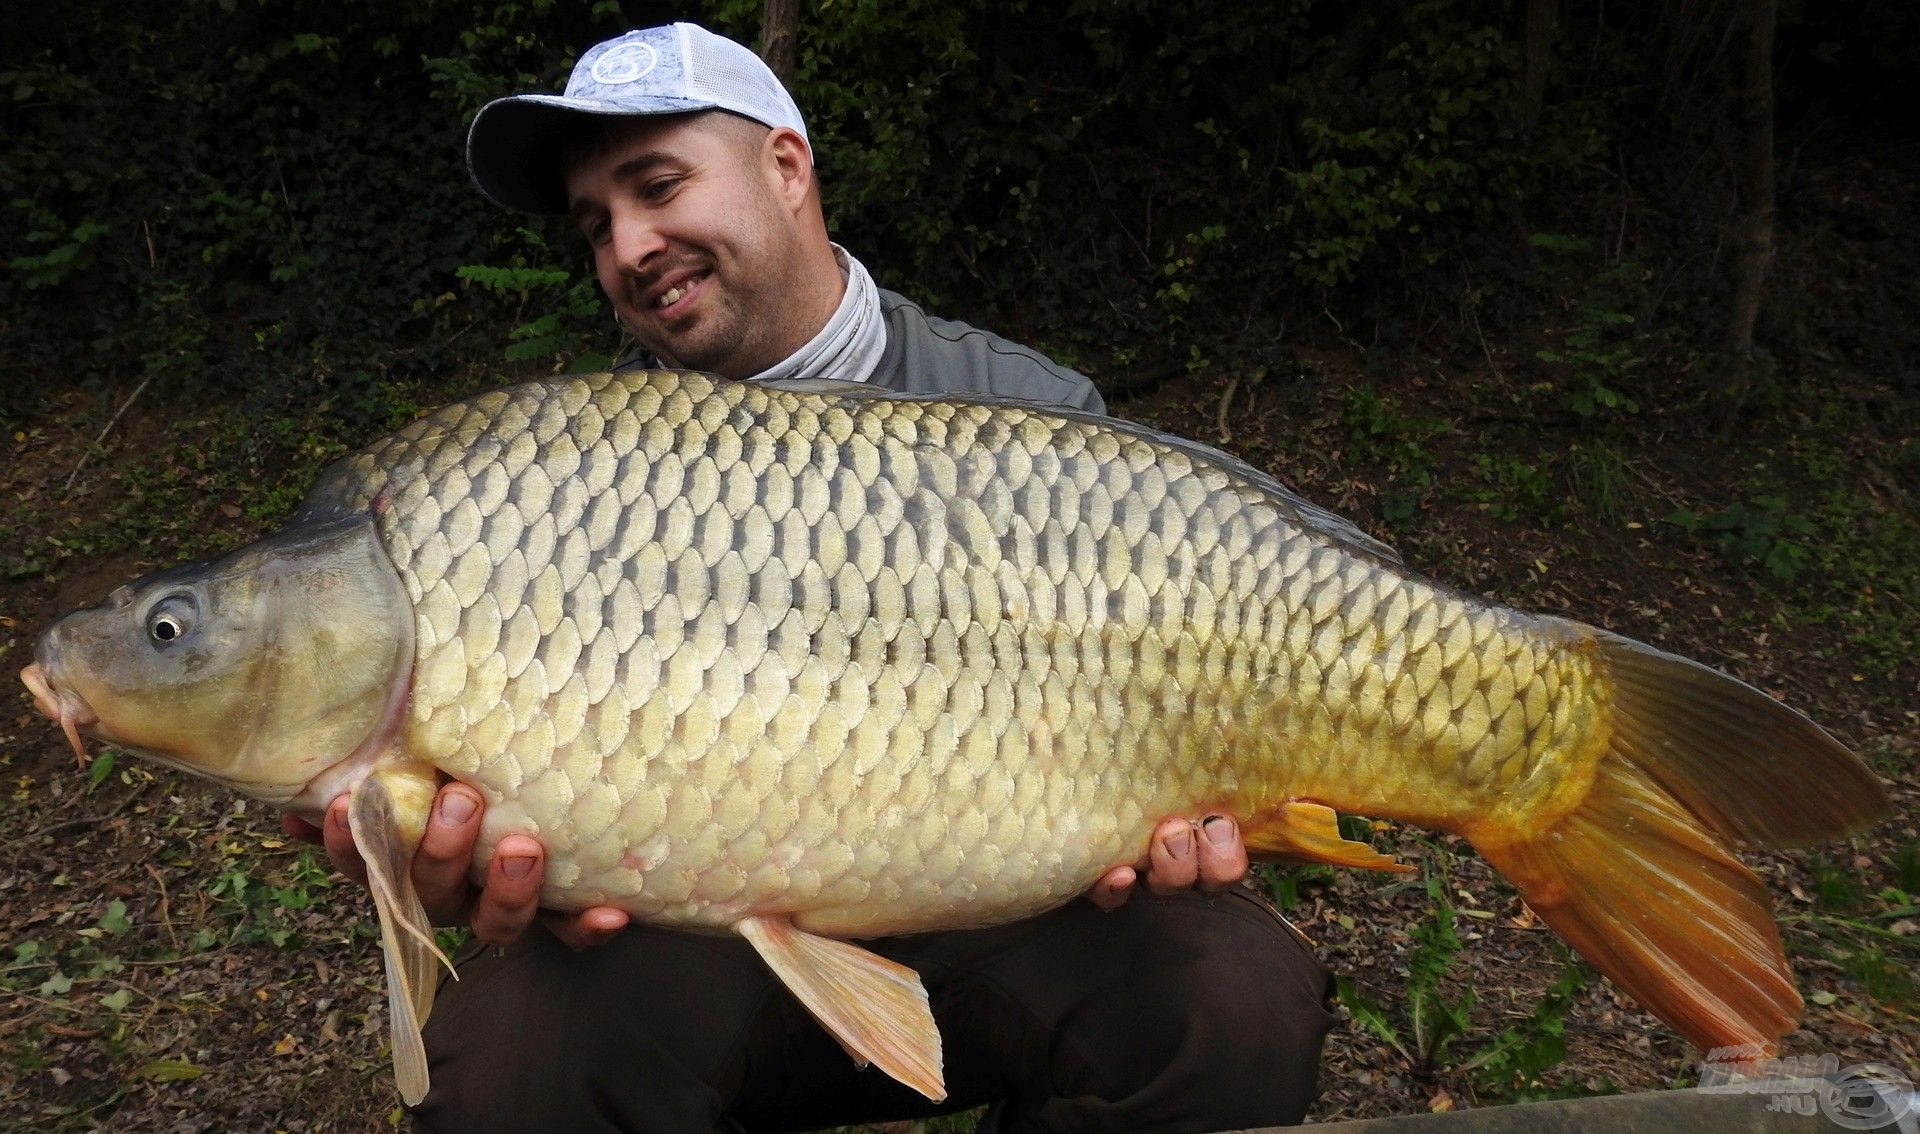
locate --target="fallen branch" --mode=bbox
[1215,376,1240,443]
[63,375,152,493]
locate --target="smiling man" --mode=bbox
[294,23,1335,1133]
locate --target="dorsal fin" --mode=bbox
[759,376,881,397]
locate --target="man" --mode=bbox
[293,23,1335,1132]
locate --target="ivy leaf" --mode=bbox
[139,1059,203,1082]
[98,900,133,937]
[86,750,116,794]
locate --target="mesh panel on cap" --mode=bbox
[682,25,807,142]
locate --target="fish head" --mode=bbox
[21,517,414,805]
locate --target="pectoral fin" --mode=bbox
[736,915,945,1102]
[1245,801,1414,873]
[348,767,455,1106]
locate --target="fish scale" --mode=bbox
[28,368,1888,1104]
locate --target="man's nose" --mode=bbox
[610,212,667,271]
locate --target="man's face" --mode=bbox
[564,112,817,378]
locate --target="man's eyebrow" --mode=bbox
[567,150,681,223]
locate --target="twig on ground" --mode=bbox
[64,376,152,493]
[4,783,148,850]
[146,862,179,951]
[1216,376,1241,443]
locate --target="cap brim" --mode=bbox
[466,93,715,215]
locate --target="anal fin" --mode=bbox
[1245,801,1413,873]
[736,915,945,1102]
[349,767,455,1106]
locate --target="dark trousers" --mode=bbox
[411,888,1335,1133]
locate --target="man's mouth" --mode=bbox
[649,272,708,316]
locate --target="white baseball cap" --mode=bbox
[467,23,810,216]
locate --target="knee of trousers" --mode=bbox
[1047,892,1337,1123]
[409,928,780,1132]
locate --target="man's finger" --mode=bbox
[321,796,368,886]
[544,906,631,951]
[281,812,323,847]
[1087,865,1137,911]
[1145,818,1199,896]
[1196,815,1250,891]
[413,783,484,926]
[467,834,544,946]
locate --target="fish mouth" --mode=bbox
[20,655,99,768]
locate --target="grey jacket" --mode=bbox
[863,289,1104,413]
[614,287,1105,414]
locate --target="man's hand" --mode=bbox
[1088,815,1249,912]
[281,781,629,949]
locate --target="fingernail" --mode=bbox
[437,790,476,826]
[1204,815,1235,847]
[1165,826,1192,859]
[501,855,534,880]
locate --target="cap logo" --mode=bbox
[589,42,659,85]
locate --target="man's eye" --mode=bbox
[643,177,681,201]
[583,219,610,246]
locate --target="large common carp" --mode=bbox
[21,370,1888,1104]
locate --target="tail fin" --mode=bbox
[1591,628,1889,847]
[1473,628,1889,1054]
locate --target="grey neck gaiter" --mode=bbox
[748,244,886,386]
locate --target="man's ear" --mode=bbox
[764,127,814,213]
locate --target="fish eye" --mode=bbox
[145,594,198,647]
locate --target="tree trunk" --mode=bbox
[1724,0,1776,392]
[1521,0,1559,132]
[1313,0,1397,91]
[760,0,799,85]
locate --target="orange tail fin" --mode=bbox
[1472,627,1889,1054]
[1477,758,1800,1051]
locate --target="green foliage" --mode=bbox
[1335,863,1592,1095]
[1795,474,1920,679]
[1669,495,1815,581]
[1808,853,1870,913]
[0,2,624,421]
[1334,871,1474,1069]
[1841,945,1916,1005]
[1894,843,1920,896]
[650,0,1614,364]
[1263,863,1336,911]
[456,244,615,371]
[1466,454,1566,525]
[1535,306,1642,418]
[1461,963,1594,1102]
[1562,441,1635,526]
[0,0,1661,403]
[1342,387,1446,526]
[7,215,111,289]
[84,750,117,796]
[202,847,332,949]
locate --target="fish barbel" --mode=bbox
[21,370,1888,1104]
